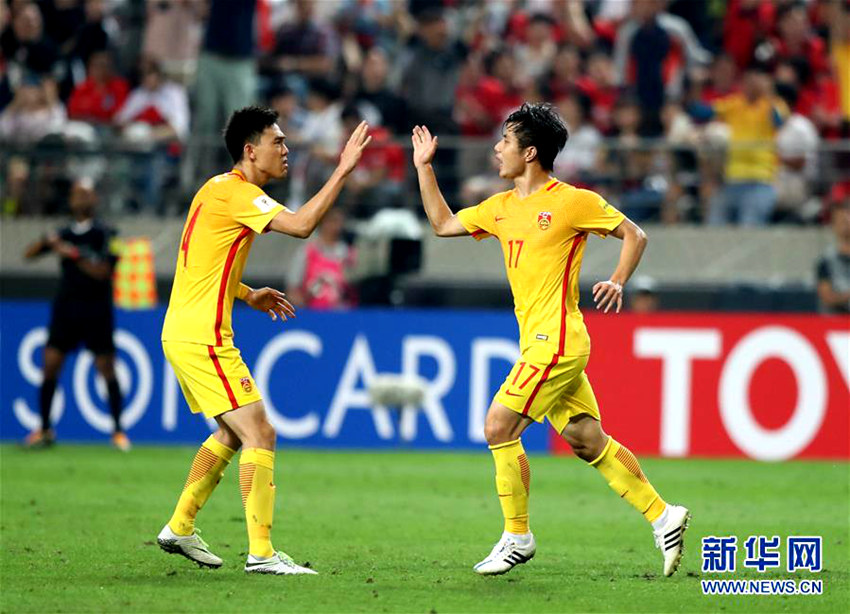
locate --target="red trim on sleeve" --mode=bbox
[208,345,239,409]
[522,353,560,415]
[558,233,586,356]
[214,227,252,346]
[471,229,486,237]
[181,203,204,268]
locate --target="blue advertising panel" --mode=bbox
[0,301,549,452]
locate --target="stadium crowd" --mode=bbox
[1,0,849,225]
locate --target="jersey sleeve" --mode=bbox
[229,182,288,234]
[456,193,501,241]
[568,189,626,237]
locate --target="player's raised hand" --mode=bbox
[411,125,438,169]
[245,287,296,322]
[338,120,372,176]
[592,280,623,314]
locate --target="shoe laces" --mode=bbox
[193,528,211,550]
[490,536,514,558]
[275,551,297,565]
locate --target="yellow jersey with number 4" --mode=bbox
[457,178,624,356]
[162,169,286,347]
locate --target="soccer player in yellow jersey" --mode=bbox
[412,103,690,577]
[156,106,371,575]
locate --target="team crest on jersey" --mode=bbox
[538,211,552,230]
[240,377,253,394]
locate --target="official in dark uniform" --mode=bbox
[23,178,131,451]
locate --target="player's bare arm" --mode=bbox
[593,218,648,314]
[268,121,372,238]
[412,125,469,237]
[23,236,50,259]
[237,283,296,322]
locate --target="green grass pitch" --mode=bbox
[1,445,847,613]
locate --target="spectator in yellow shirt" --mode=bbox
[707,64,788,225]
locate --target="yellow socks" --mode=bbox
[490,439,531,534]
[240,448,276,558]
[590,437,666,523]
[168,435,235,536]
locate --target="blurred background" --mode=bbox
[0,0,848,458]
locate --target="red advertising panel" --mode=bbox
[550,313,850,460]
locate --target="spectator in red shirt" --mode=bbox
[769,2,830,80]
[723,0,776,71]
[775,58,842,136]
[577,48,619,135]
[67,50,128,125]
[455,48,522,138]
[286,209,357,310]
[543,44,583,101]
[339,104,405,218]
[701,54,739,104]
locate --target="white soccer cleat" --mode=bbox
[473,532,536,575]
[244,551,318,575]
[157,524,223,568]
[653,504,691,577]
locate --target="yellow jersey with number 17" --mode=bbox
[161,169,287,347]
[457,178,625,357]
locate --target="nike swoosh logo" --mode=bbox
[495,216,506,222]
[504,390,522,397]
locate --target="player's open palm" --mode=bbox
[412,125,438,169]
[338,120,372,176]
[246,287,296,322]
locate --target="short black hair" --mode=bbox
[529,12,555,26]
[776,1,806,23]
[340,103,362,124]
[775,82,799,110]
[503,102,569,171]
[308,78,339,101]
[223,106,279,164]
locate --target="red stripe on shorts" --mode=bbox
[208,345,238,409]
[522,353,560,415]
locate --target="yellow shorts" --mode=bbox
[162,340,262,418]
[494,344,600,434]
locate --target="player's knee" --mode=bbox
[484,420,513,446]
